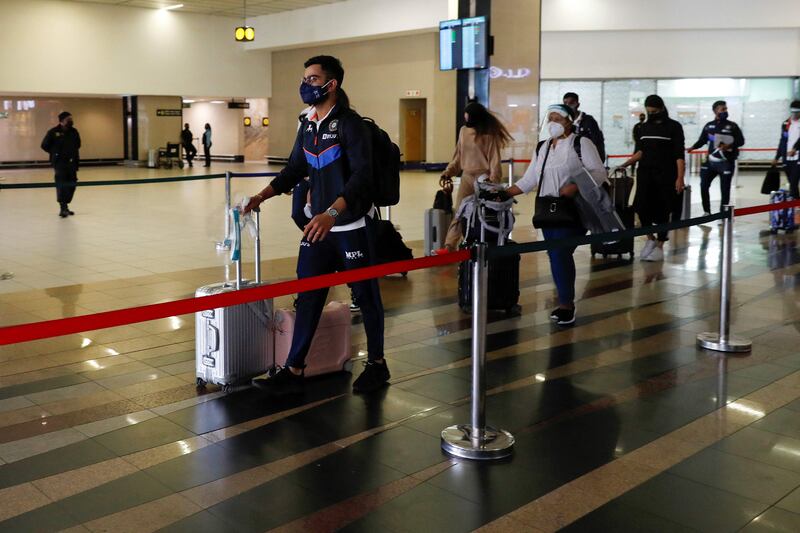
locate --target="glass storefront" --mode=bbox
[540,78,799,161]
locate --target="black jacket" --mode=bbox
[776,119,800,161]
[689,119,745,161]
[181,128,193,145]
[41,125,81,168]
[574,112,605,162]
[270,105,373,227]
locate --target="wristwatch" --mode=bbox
[326,207,339,219]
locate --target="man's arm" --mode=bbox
[775,123,788,164]
[731,123,745,149]
[40,129,53,154]
[688,124,708,151]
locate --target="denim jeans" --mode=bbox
[541,226,586,306]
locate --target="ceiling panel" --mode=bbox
[57,0,348,18]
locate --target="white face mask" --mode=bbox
[548,122,566,138]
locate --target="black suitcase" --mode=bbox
[458,241,521,316]
[591,172,635,260]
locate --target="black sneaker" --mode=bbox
[552,307,576,326]
[352,360,390,393]
[252,366,304,394]
[67,209,75,216]
[549,308,560,321]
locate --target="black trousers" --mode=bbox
[787,160,800,199]
[54,165,77,204]
[184,143,197,164]
[700,160,735,213]
[203,144,211,166]
[286,220,384,367]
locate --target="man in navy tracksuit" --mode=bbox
[245,55,389,394]
[688,100,745,215]
[773,100,800,199]
[563,92,606,162]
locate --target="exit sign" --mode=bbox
[405,90,421,97]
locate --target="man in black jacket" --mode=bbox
[180,123,197,167]
[244,55,388,394]
[564,92,606,162]
[41,111,81,217]
[688,100,745,215]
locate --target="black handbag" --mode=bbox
[433,189,453,214]
[761,167,781,195]
[532,140,580,228]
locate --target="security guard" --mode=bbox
[41,111,81,217]
[244,55,388,395]
[688,100,745,215]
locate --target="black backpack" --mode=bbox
[362,117,401,207]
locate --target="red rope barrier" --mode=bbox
[0,249,471,346]
[734,199,800,217]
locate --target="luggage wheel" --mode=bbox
[343,360,354,373]
[196,378,206,389]
[401,272,408,277]
[222,383,233,394]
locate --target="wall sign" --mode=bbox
[228,102,250,109]
[156,109,182,117]
[489,67,531,80]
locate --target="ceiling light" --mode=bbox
[210,100,225,104]
[183,99,195,104]
[163,3,183,10]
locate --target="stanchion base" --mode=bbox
[697,332,752,353]
[441,425,514,460]
[215,240,231,251]
[0,272,13,281]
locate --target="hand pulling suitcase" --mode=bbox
[591,171,635,259]
[273,301,354,376]
[770,190,796,234]
[195,208,273,393]
[424,208,451,256]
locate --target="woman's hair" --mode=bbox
[204,123,211,129]
[464,101,513,147]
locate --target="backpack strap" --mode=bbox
[572,134,583,162]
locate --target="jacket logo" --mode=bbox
[321,133,337,140]
[306,124,313,132]
[300,241,311,247]
[345,250,364,260]
[329,119,338,132]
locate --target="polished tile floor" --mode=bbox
[0,165,799,532]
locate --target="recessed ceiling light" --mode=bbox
[210,100,225,104]
[163,3,184,10]
[183,99,195,103]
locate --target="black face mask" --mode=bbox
[647,111,665,122]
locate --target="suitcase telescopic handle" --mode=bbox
[253,207,261,285]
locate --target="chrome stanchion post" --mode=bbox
[253,207,261,284]
[697,205,752,353]
[216,171,232,250]
[507,160,514,188]
[441,242,515,460]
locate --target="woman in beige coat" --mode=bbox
[440,101,513,250]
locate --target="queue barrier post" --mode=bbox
[697,205,752,353]
[507,160,514,188]
[441,241,515,460]
[216,171,233,251]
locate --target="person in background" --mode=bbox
[631,112,646,176]
[41,111,81,218]
[181,123,197,167]
[202,123,212,167]
[439,101,512,252]
[563,92,606,162]
[773,100,800,199]
[617,94,686,262]
[497,104,607,326]
[688,101,745,215]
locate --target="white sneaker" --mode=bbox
[703,212,711,217]
[640,240,656,261]
[642,246,664,262]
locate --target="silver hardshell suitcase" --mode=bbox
[424,208,451,256]
[195,208,273,393]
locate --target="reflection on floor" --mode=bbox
[0,170,799,532]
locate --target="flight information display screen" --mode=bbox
[439,16,488,70]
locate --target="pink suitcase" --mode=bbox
[273,301,354,376]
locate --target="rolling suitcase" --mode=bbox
[195,208,273,393]
[591,170,635,259]
[457,183,521,316]
[457,243,521,316]
[273,301,354,377]
[424,208,451,256]
[770,190,796,234]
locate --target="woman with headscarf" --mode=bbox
[617,95,686,261]
[499,104,607,326]
[439,101,513,251]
